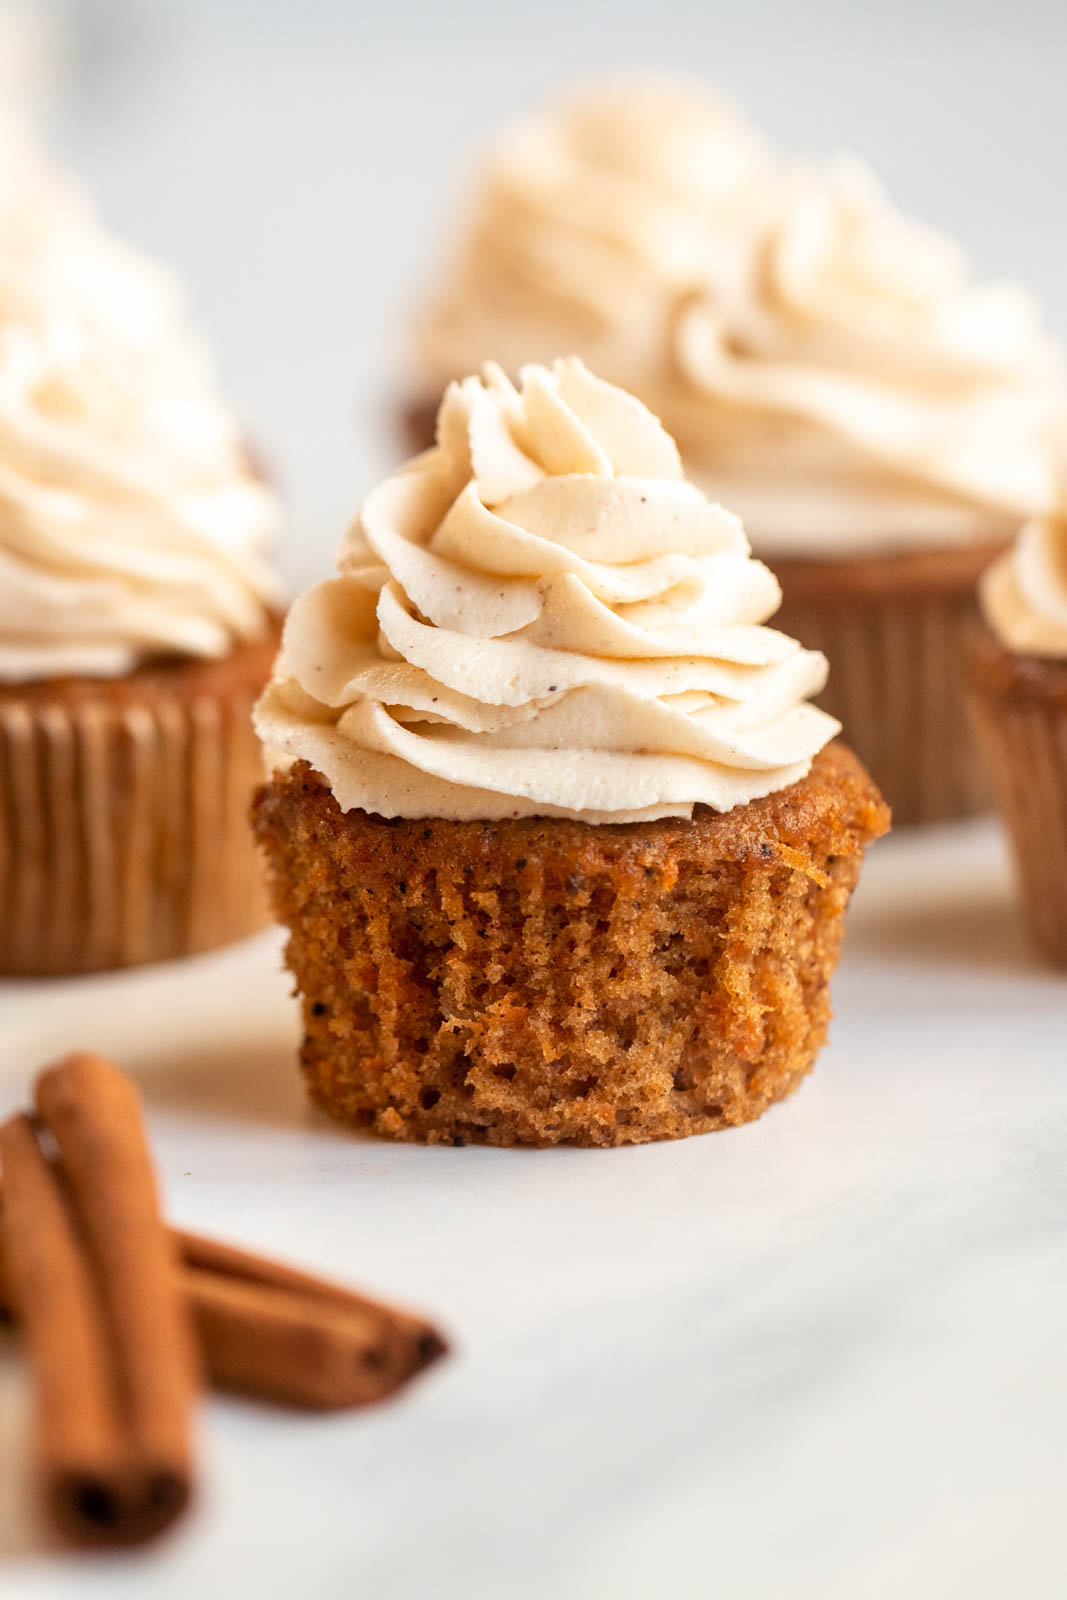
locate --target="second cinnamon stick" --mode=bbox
[0,1202,446,1411]
[186,1268,433,1408]
[176,1229,448,1373]
[0,1115,187,1545]
[33,1052,197,1541]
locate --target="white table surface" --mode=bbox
[4,3,1067,1593]
[1,816,1065,1599]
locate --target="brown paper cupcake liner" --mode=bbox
[969,636,1067,967]
[776,541,1005,826]
[0,640,277,977]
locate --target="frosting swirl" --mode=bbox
[256,359,838,822]
[980,504,1067,659]
[668,160,1065,554]
[411,75,768,403]
[413,78,1063,559]
[0,121,280,682]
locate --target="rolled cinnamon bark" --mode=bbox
[0,1053,449,1545]
[176,1229,448,1370]
[185,1268,436,1408]
[33,1052,197,1540]
[0,1114,188,1545]
[0,1201,446,1410]
[0,1223,445,1411]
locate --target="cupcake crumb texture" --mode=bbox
[252,744,888,1148]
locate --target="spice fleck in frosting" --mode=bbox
[256,359,838,822]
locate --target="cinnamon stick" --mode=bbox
[184,1268,430,1408]
[0,1114,188,1545]
[175,1228,448,1370]
[0,1203,446,1410]
[0,1049,449,1545]
[32,1052,197,1542]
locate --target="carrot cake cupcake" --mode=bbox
[253,359,889,1147]
[970,495,1067,965]
[665,157,1064,823]
[0,123,281,975]
[406,83,1063,823]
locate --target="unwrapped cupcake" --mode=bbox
[254,359,889,1148]
[970,494,1067,966]
[0,123,282,975]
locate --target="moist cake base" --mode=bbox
[252,743,889,1147]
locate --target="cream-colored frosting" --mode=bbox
[256,359,838,822]
[980,507,1067,659]
[411,75,768,403]
[412,78,1063,559]
[0,119,280,682]
[670,160,1065,555]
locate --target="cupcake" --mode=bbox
[404,73,768,451]
[253,359,888,1148]
[666,158,1064,824]
[969,501,1067,965]
[0,126,282,975]
[406,82,1063,824]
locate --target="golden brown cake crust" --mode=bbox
[252,743,889,1148]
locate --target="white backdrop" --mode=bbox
[37,0,1067,589]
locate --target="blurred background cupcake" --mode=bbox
[406,75,1066,825]
[404,74,769,451]
[970,481,1067,967]
[0,112,282,975]
[672,156,1065,824]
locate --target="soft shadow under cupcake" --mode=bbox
[126,1031,332,1135]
